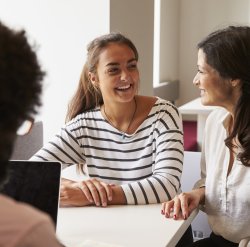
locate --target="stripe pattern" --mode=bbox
[32,98,184,204]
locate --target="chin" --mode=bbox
[200,97,211,106]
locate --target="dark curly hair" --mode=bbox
[0,21,44,184]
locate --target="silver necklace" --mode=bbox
[103,98,137,139]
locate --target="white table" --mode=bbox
[179,98,218,150]
[56,204,198,247]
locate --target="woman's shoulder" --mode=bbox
[136,96,180,128]
[66,108,101,127]
[206,107,229,123]
[137,95,177,110]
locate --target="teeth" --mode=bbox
[117,84,130,90]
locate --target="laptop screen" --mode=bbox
[1,160,61,226]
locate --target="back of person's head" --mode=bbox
[66,32,138,122]
[198,25,250,166]
[0,21,44,184]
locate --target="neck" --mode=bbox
[103,97,137,135]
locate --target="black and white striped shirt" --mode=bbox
[32,98,184,204]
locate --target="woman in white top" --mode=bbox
[161,26,250,246]
[32,33,184,208]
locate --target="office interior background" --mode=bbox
[1,0,250,241]
[1,0,249,142]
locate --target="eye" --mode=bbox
[128,63,137,70]
[107,67,120,75]
[197,69,203,74]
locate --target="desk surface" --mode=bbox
[56,204,197,247]
[179,97,217,115]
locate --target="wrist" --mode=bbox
[196,187,205,205]
[109,186,127,205]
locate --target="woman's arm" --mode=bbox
[121,103,184,204]
[60,178,126,207]
[30,126,84,168]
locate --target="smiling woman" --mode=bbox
[162,25,250,247]
[31,33,184,211]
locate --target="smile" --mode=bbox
[116,84,131,90]
[200,89,205,95]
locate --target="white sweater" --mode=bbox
[32,98,184,204]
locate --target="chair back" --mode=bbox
[11,121,43,160]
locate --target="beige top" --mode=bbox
[0,194,63,247]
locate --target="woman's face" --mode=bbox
[89,43,139,105]
[193,49,235,109]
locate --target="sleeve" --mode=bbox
[18,221,64,247]
[30,123,85,169]
[121,103,184,204]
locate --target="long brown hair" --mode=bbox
[198,26,250,166]
[66,32,139,122]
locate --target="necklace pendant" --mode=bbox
[103,97,137,141]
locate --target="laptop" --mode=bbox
[1,160,61,226]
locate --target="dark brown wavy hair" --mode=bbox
[197,26,250,166]
[65,32,139,122]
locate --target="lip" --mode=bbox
[200,89,205,96]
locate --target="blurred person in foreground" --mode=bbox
[0,21,63,247]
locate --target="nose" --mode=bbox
[120,69,130,82]
[193,72,199,86]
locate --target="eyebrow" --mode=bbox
[105,58,137,67]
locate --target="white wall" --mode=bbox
[110,0,154,96]
[159,0,180,83]
[157,0,250,106]
[0,0,110,143]
[1,0,155,143]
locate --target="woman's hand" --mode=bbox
[161,188,205,220]
[77,178,114,207]
[60,178,91,207]
[60,178,114,207]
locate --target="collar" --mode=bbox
[220,109,242,155]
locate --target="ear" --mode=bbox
[88,72,99,87]
[231,79,241,88]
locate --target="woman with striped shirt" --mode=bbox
[32,32,184,208]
